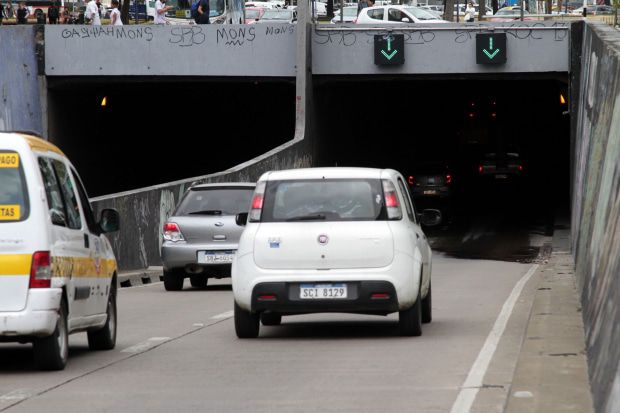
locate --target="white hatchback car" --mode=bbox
[0,132,120,370]
[232,167,441,338]
[356,5,449,24]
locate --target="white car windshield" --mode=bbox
[404,7,440,20]
[262,10,292,19]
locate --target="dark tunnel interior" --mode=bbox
[47,78,296,197]
[315,76,571,261]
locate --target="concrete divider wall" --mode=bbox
[0,26,44,135]
[91,139,312,271]
[572,22,620,413]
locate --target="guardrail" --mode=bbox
[314,25,570,31]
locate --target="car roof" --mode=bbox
[261,167,397,181]
[190,182,256,190]
[0,132,66,157]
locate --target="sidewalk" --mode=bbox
[503,229,593,413]
[117,266,163,288]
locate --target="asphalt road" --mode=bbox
[0,254,539,413]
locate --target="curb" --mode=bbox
[118,266,163,288]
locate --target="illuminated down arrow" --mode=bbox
[381,37,398,60]
[483,37,500,60]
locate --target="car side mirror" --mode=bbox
[236,212,249,227]
[419,209,442,227]
[99,208,120,233]
[50,209,67,226]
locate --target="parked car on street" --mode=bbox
[572,5,613,15]
[488,6,533,21]
[161,183,255,291]
[477,150,524,181]
[0,132,120,370]
[356,5,448,24]
[232,167,442,338]
[255,8,297,23]
[245,6,266,23]
[331,5,357,23]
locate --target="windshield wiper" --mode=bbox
[188,210,222,215]
[285,213,326,221]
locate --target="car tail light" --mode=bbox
[491,112,497,118]
[163,222,185,242]
[445,174,452,184]
[371,293,390,300]
[408,175,415,185]
[258,294,276,301]
[382,180,402,220]
[518,165,523,172]
[30,251,51,288]
[249,181,266,222]
[478,165,484,173]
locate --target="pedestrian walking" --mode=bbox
[5,1,14,19]
[195,0,210,24]
[85,0,101,25]
[16,1,28,24]
[464,1,475,22]
[109,0,122,25]
[357,0,368,15]
[154,0,172,24]
[48,0,60,24]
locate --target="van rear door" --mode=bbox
[0,150,32,312]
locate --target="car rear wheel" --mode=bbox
[399,286,422,337]
[88,285,117,350]
[422,281,432,324]
[34,300,68,370]
[190,275,208,289]
[234,301,259,338]
[260,312,282,326]
[163,270,184,291]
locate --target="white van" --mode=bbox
[0,132,120,370]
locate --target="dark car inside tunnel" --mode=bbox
[314,76,571,262]
[46,78,295,197]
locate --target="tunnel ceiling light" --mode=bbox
[101,96,108,107]
[560,94,566,105]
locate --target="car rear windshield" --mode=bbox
[261,179,386,222]
[0,150,30,223]
[175,187,254,216]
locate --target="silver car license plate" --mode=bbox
[198,251,234,264]
[300,283,347,299]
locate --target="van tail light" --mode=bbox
[478,165,484,173]
[445,174,452,184]
[382,180,402,220]
[30,251,52,289]
[408,175,415,185]
[249,181,266,222]
[518,165,523,172]
[163,222,185,242]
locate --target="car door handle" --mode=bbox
[213,235,227,241]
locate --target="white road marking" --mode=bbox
[0,389,32,402]
[210,310,234,320]
[449,264,539,413]
[193,323,205,327]
[513,391,534,398]
[121,337,171,353]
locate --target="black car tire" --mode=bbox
[399,286,422,337]
[260,312,282,326]
[88,285,117,350]
[163,270,184,291]
[422,281,432,324]
[34,300,69,371]
[234,301,260,338]
[190,275,208,289]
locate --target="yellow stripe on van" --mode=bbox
[0,153,19,168]
[52,256,117,278]
[0,205,21,221]
[0,254,31,276]
[20,134,66,157]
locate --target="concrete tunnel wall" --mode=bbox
[0,26,44,135]
[572,22,620,413]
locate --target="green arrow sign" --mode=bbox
[482,37,500,60]
[381,38,398,60]
[476,33,507,65]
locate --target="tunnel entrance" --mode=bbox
[47,78,295,197]
[315,76,571,262]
